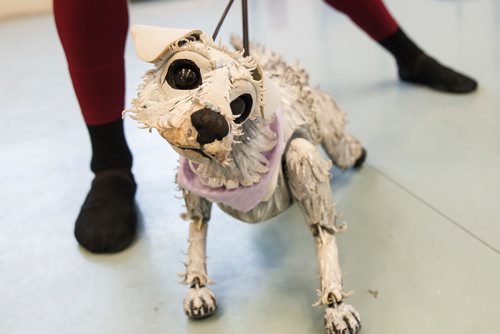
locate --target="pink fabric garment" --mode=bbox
[177,108,285,212]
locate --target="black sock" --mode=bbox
[379,28,478,94]
[87,118,133,173]
[76,118,137,254]
[379,28,423,66]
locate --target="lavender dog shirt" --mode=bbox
[177,108,285,212]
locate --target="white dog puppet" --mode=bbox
[126,25,366,334]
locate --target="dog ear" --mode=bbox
[131,25,204,63]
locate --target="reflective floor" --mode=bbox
[1,0,499,333]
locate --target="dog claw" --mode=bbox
[324,303,361,334]
[183,286,217,319]
[330,290,344,305]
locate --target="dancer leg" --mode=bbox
[324,0,477,93]
[54,0,137,253]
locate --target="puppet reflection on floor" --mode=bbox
[126,25,366,334]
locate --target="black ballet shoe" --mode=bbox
[75,169,137,253]
[398,54,478,94]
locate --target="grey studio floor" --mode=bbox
[1,0,499,333]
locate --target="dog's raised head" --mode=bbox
[126,25,270,166]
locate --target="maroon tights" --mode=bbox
[324,0,398,40]
[54,0,129,125]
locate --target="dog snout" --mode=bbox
[191,109,229,145]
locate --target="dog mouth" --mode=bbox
[177,142,233,164]
[177,146,213,160]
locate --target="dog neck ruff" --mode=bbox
[177,107,285,213]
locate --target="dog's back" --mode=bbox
[231,37,340,147]
[231,36,363,170]
[231,37,321,143]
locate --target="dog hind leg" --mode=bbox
[180,190,217,319]
[312,89,366,169]
[285,138,361,334]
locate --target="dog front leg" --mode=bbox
[180,190,217,319]
[285,138,361,334]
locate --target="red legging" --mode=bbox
[54,0,129,125]
[324,0,398,41]
[54,0,398,125]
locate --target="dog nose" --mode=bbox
[191,108,229,145]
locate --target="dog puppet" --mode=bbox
[126,25,366,334]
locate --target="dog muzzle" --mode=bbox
[177,107,284,212]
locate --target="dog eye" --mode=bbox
[166,59,202,90]
[230,94,253,124]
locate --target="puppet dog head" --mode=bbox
[126,26,268,165]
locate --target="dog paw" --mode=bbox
[353,148,367,169]
[183,286,217,319]
[324,303,361,334]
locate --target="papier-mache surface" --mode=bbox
[131,25,203,63]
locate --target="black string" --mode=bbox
[242,0,249,57]
[212,0,250,57]
[212,0,235,41]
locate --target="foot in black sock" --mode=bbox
[380,28,478,94]
[398,54,478,94]
[75,169,137,253]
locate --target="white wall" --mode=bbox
[0,0,52,20]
